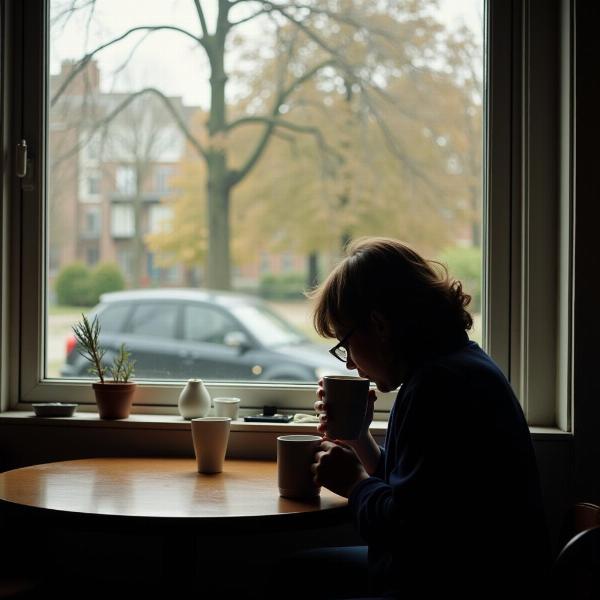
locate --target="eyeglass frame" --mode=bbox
[329,327,356,363]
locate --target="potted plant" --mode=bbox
[72,314,136,419]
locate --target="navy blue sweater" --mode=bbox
[349,336,551,599]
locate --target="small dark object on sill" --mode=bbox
[244,413,293,423]
[32,403,78,417]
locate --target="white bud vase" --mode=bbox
[178,379,211,420]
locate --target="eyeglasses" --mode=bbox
[329,328,356,363]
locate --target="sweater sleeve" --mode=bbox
[348,454,426,547]
[371,445,386,479]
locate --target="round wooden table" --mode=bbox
[0,457,348,530]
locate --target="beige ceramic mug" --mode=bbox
[277,434,322,499]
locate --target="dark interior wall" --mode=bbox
[572,0,600,505]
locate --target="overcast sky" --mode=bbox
[50,0,483,108]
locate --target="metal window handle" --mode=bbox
[16,140,27,178]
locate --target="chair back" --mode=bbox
[559,502,600,551]
[553,525,600,599]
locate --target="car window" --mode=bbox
[183,304,239,345]
[129,303,179,339]
[97,303,131,333]
[229,304,305,347]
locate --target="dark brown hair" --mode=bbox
[310,237,473,348]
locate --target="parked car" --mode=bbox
[61,288,350,382]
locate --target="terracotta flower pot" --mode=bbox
[92,382,137,419]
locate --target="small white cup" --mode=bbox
[191,417,231,474]
[277,434,322,499]
[213,397,241,420]
[322,375,370,440]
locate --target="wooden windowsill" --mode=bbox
[0,410,571,439]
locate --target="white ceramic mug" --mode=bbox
[213,397,241,420]
[277,434,322,499]
[322,375,370,440]
[191,417,231,474]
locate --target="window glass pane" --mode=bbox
[115,166,136,195]
[111,204,135,237]
[129,303,178,339]
[46,0,484,384]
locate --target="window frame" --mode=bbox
[1,0,572,429]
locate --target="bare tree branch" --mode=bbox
[273,23,299,101]
[50,25,203,107]
[228,116,340,185]
[194,0,210,38]
[51,0,96,27]
[84,0,98,47]
[112,31,153,78]
[229,7,272,27]
[278,58,336,105]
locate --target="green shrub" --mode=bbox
[55,262,125,307]
[92,262,125,299]
[55,263,96,307]
[259,273,308,300]
[438,246,482,313]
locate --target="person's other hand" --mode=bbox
[311,439,369,498]
[314,378,377,442]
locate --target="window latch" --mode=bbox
[16,139,27,178]
[16,139,34,191]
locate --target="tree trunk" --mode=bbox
[206,156,231,289]
[307,252,319,289]
[204,4,232,290]
[131,175,145,288]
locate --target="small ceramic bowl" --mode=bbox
[32,403,78,417]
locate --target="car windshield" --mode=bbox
[230,304,307,348]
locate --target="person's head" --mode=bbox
[310,237,473,390]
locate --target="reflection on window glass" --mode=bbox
[46,0,484,382]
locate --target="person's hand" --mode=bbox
[311,439,369,498]
[314,378,377,442]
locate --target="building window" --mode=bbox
[111,204,135,238]
[87,175,101,196]
[81,206,101,239]
[155,166,175,194]
[115,166,136,196]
